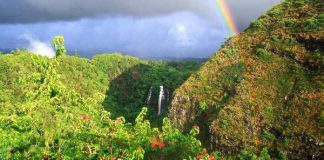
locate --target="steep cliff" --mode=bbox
[169,0,323,158]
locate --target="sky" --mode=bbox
[0,0,281,58]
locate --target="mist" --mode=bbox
[24,35,55,58]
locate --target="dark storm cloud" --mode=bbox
[0,0,281,31]
[0,0,212,24]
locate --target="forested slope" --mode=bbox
[169,0,323,159]
[0,52,204,159]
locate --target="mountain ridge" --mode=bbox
[168,0,323,158]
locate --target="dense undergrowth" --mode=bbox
[0,51,205,159]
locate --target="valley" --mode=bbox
[0,0,323,159]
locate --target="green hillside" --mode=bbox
[169,0,323,159]
[0,0,323,159]
[0,51,200,121]
[0,51,205,159]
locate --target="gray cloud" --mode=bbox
[0,0,281,31]
[0,0,282,59]
[0,12,227,58]
[226,0,281,31]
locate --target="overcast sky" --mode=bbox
[0,0,280,58]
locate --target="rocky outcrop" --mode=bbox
[168,93,197,130]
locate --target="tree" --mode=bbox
[53,36,66,57]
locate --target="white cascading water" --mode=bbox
[158,85,164,115]
[146,86,153,105]
[165,88,169,103]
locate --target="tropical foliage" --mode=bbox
[0,51,205,159]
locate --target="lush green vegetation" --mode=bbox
[103,60,201,125]
[1,0,323,159]
[53,36,67,57]
[0,45,203,159]
[169,0,323,159]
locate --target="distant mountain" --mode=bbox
[144,57,208,63]
[169,0,323,159]
[0,48,14,54]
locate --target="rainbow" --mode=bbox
[215,0,239,35]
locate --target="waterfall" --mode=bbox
[145,87,153,105]
[165,88,170,103]
[158,85,164,115]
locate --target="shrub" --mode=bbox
[304,17,317,30]
[286,0,306,6]
[271,35,281,43]
[264,106,273,114]
[256,48,268,56]
[282,18,297,27]
[198,101,208,111]
[259,148,271,160]
[255,48,271,60]
[53,36,66,57]
[279,150,289,160]
[238,150,257,160]
[268,7,282,17]
[303,13,324,31]
[224,47,239,57]
[283,37,297,47]
[251,19,265,29]
[260,130,276,141]
[215,105,222,114]
[0,106,204,159]
[317,13,324,25]
[238,148,272,160]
